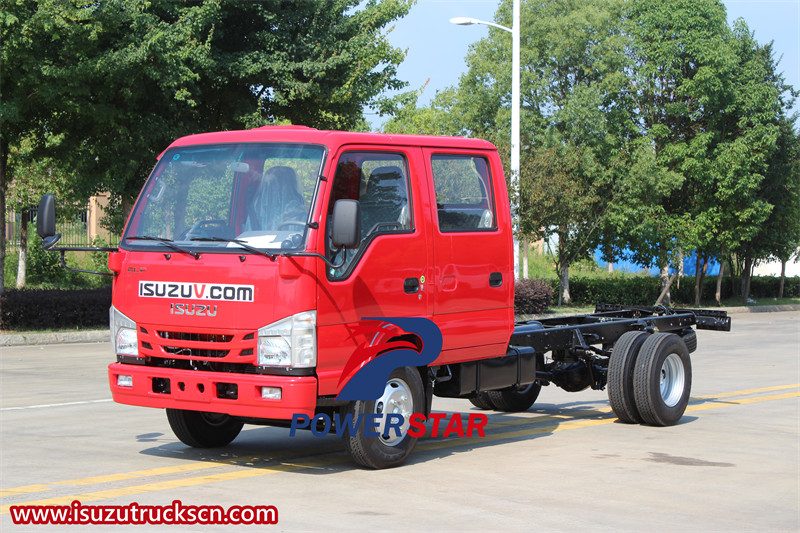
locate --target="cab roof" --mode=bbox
[164,125,498,154]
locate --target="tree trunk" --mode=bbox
[742,255,753,303]
[715,261,725,306]
[15,209,28,288]
[778,260,786,299]
[677,250,684,289]
[559,263,570,306]
[655,273,678,306]
[695,255,708,306]
[659,263,671,306]
[693,255,702,306]
[0,137,7,301]
[522,236,529,280]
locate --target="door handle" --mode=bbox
[489,272,503,287]
[404,277,420,294]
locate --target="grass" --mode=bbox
[718,296,800,307]
[522,251,650,280]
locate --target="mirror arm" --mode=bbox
[284,249,347,270]
[58,250,115,277]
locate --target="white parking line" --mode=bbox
[1,399,113,411]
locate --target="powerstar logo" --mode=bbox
[290,317,488,439]
[138,281,254,302]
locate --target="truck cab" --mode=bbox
[104,126,513,467]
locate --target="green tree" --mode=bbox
[484,0,633,304]
[0,0,412,296]
[708,21,784,302]
[614,0,739,305]
[6,143,78,288]
[758,115,800,298]
[382,86,467,137]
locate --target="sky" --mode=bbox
[368,0,800,128]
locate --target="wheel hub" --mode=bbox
[660,353,685,407]
[373,378,413,446]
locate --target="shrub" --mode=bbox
[1,288,111,330]
[514,278,554,315]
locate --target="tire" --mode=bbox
[633,333,692,426]
[468,392,496,410]
[166,409,244,448]
[680,329,698,353]
[607,331,649,424]
[342,367,424,469]
[485,382,542,412]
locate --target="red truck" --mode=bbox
[37,126,730,468]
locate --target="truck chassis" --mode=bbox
[432,304,731,427]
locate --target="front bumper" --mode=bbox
[108,363,317,419]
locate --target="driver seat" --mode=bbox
[243,166,305,231]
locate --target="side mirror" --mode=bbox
[37,194,61,249]
[331,199,361,249]
[37,194,56,238]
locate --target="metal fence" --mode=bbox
[5,207,95,248]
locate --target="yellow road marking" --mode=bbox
[1,460,333,513]
[692,383,799,400]
[2,385,798,514]
[686,391,800,412]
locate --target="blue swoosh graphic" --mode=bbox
[335,317,443,401]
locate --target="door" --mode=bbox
[423,149,514,363]
[315,147,432,395]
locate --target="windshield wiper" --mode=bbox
[189,237,277,260]
[125,235,201,259]
[190,236,347,269]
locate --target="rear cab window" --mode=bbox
[431,155,496,232]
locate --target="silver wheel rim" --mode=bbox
[660,353,685,407]
[374,378,413,446]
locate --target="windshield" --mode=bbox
[124,143,325,252]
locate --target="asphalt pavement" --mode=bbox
[0,311,798,532]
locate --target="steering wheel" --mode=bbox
[278,220,307,231]
[179,219,228,240]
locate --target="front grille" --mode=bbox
[157,331,233,343]
[163,346,229,358]
[138,324,256,367]
[148,358,262,374]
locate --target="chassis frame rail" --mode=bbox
[510,304,730,353]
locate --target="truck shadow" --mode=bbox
[137,400,645,473]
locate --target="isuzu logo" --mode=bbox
[169,303,217,316]
[138,281,254,302]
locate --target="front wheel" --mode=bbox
[342,367,424,469]
[166,409,244,448]
[633,333,692,426]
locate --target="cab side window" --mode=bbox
[431,155,496,232]
[327,152,412,278]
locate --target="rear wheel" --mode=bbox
[607,331,649,423]
[342,367,424,469]
[485,382,542,412]
[680,328,698,353]
[633,333,692,426]
[166,409,244,448]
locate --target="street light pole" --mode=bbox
[451,0,522,279]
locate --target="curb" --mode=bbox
[2,305,799,347]
[1,330,109,347]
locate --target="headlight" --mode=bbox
[257,311,316,368]
[110,305,138,356]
